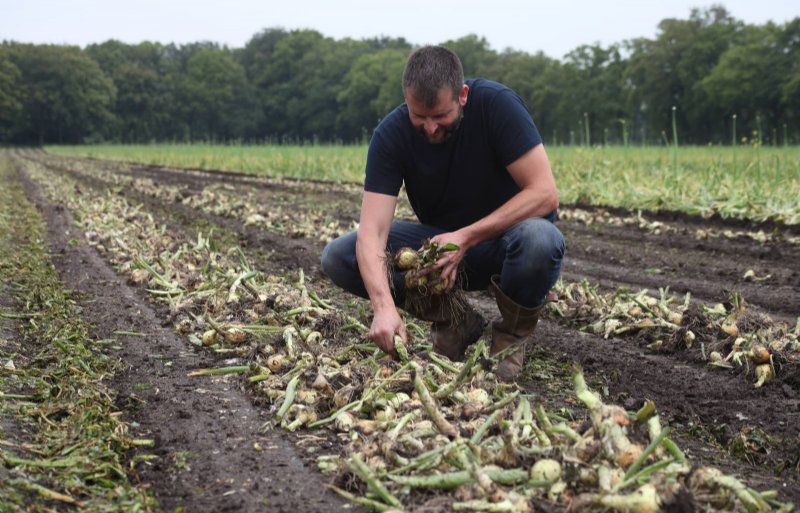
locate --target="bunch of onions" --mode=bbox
[394,241,459,296]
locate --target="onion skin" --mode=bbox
[267,354,288,373]
[395,247,418,270]
[749,344,771,365]
[430,275,449,295]
[530,459,561,482]
[130,268,150,284]
[201,329,217,346]
[754,363,775,388]
[720,323,739,337]
[404,272,427,289]
[224,329,248,344]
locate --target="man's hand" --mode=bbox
[368,306,407,357]
[424,230,472,292]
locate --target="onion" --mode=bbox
[355,419,380,435]
[387,392,411,410]
[224,328,247,344]
[616,444,644,469]
[466,388,491,406]
[394,247,418,270]
[201,329,217,346]
[754,363,774,388]
[748,344,771,365]
[129,268,150,284]
[460,400,484,419]
[430,275,450,295]
[311,373,330,391]
[334,411,356,431]
[530,459,561,482]
[667,311,683,325]
[296,390,318,405]
[267,354,288,373]
[720,323,739,337]
[598,484,660,513]
[374,405,396,422]
[404,271,427,289]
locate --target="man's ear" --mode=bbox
[459,84,469,107]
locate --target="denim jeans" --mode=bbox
[321,216,565,308]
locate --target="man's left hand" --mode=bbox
[424,230,471,291]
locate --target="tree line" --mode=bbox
[1,6,798,146]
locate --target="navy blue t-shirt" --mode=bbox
[364,79,542,231]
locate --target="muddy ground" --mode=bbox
[10,149,800,510]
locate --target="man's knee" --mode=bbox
[509,218,565,263]
[321,232,357,284]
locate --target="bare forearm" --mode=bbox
[460,186,557,248]
[356,235,395,312]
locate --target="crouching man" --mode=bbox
[321,46,565,381]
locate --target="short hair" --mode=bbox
[402,46,464,107]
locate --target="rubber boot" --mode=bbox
[403,291,486,362]
[488,275,545,382]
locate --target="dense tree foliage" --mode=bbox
[1,8,798,145]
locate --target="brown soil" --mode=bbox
[11,149,800,509]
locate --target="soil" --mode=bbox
[11,149,800,509]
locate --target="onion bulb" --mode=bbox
[130,268,150,284]
[598,484,660,513]
[394,247,418,270]
[530,459,562,482]
[223,328,248,344]
[430,275,450,295]
[748,344,771,365]
[667,311,683,325]
[267,354,288,373]
[720,323,739,337]
[334,411,356,431]
[754,363,774,388]
[201,329,217,346]
[311,373,330,391]
[404,271,427,289]
[466,388,491,406]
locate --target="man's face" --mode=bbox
[405,85,469,144]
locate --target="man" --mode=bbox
[322,46,565,381]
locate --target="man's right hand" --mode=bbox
[368,306,406,357]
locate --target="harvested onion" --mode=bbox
[530,459,561,482]
[395,247,418,270]
[754,363,775,388]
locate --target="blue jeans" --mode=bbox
[321,217,565,308]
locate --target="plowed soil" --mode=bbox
[9,149,800,510]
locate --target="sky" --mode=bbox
[1,0,797,59]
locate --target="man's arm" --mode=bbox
[356,191,407,354]
[430,144,558,285]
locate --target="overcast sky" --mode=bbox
[1,0,797,59]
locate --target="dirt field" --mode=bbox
[5,148,800,511]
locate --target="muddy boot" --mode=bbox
[404,291,486,362]
[488,275,546,382]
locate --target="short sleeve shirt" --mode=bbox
[364,79,542,231]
